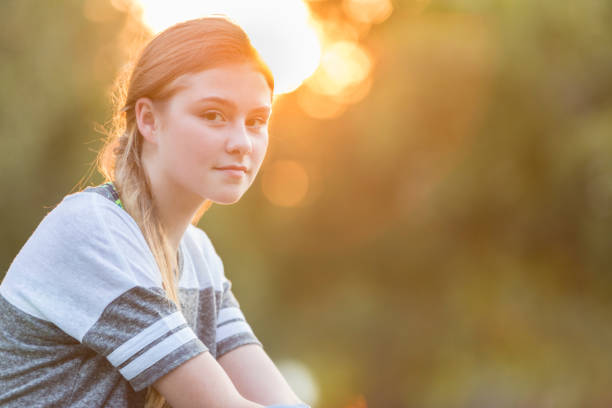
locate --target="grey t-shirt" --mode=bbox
[0,190,261,407]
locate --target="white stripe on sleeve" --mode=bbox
[215,320,254,344]
[217,307,245,326]
[119,326,197,380]
[107,311,186,367]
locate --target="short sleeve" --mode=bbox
[213,257,262,358]
[0,192,207,391]
[185,225,262,358]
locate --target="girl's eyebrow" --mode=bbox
[194,96,271,114]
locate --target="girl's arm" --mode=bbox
[154,350,309,408]
[218,344,306,406]
[154,351,264,408]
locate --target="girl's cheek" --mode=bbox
[179,124,206,150]
[256,138,269,157]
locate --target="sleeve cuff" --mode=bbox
[129,338,208,391]
[216,333,263,359]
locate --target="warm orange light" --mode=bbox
[261,160,310,207]
[342,0,393,24]
[296,86,348,119]
[116,0,392,120]
[333,76,373,105]
[83,0,117,22]
[127,0,322,95]
[344,395,368,408]
[306,41,372,96]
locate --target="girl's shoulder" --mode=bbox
[5,187,157,281]
[49,186,147,242]
[47,187,130,225]
[182,224,227,285]
[184,224,216,256]
[1,187,160,327]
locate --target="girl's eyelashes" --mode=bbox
[200,110,225,122]
[198,110,268,129]
[246,116,268,128]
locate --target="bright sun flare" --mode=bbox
[132,0,322,94]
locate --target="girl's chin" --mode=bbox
[207,192,245,205]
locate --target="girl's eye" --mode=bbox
[246,117,267,128]
[201,111,225,122]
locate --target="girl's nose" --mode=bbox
[225,122,253,155]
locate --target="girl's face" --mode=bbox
[150,63,272,205]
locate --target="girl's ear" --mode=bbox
[134,97,160,144]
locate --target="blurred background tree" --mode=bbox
[1,0,612,407]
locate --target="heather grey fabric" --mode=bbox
[0,191,261,407]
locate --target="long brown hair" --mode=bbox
[96,16,274,408]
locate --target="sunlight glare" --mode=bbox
[306,41,372,96]
[297,87,348,119]
[131,0,322,94]
[342,0,393,24]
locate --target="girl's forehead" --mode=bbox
[168,64,271,104]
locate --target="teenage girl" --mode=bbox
[0,16,310,408]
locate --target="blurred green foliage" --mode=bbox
[1,0,612,407]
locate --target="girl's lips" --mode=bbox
[215,165,248,172]
[215,166,247,178]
